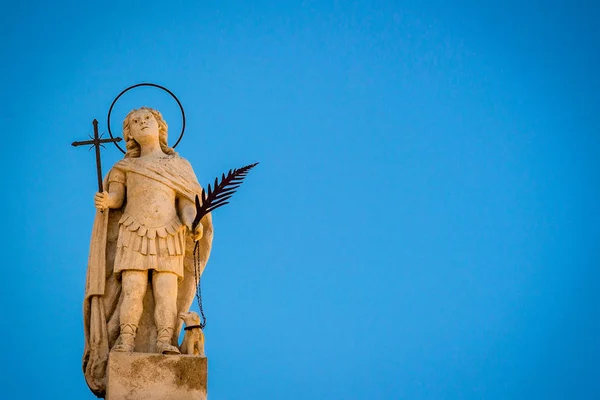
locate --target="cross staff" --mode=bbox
[72,119,122,192]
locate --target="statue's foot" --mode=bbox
[157,341,181,355]
[112,335,135,352]
[112,341,135,352]
[112,323,137,352]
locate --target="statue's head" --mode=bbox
[122,107,176,158]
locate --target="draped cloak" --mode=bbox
[82,155,213,398]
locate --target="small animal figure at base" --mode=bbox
[179,311,205,357]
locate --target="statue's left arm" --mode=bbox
[174,157,206,241]
[178,196,203,241]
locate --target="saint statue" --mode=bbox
[82,107,213,397]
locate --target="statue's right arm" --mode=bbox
[94,182,125,210]
[94,168,126,210]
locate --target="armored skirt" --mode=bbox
[113,213,187,280]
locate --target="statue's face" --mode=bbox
[128,109,159,143]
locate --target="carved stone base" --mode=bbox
[106,351,207,400]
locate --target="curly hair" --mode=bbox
[122,107,176,158]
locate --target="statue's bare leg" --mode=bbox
[113,270,148,352]
[153,271,180,354]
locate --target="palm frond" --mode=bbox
[192,162,259,230]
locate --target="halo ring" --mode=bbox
[107,83,186,153]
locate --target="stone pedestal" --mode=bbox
[106,352,207,400]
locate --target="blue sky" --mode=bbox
[1,1,599,399]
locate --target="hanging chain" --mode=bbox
[193,242,207,329]
[189,162,258,331]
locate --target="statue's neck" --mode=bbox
[139,143,164,158]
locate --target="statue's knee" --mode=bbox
[122,271,148,297]
[153,272,178,292]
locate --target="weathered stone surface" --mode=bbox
[106,352,207,400]
[82,107,214,397]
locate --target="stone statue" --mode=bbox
[82,107,213,397]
